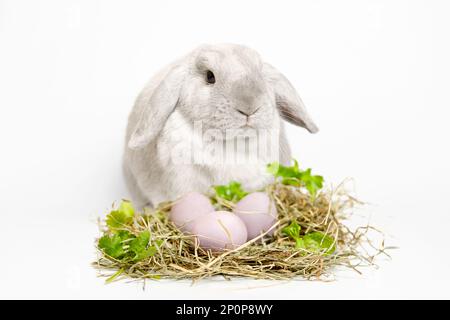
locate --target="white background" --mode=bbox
[1,0,449,299]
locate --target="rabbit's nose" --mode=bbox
[235,106,261,117]
[236,109,249,116]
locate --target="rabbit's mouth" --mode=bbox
[240,123,255,129]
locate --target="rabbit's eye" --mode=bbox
[206,70,215,84]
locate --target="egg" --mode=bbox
[191,211,248,251]
[169,192,215,232]
[233,192,278,240]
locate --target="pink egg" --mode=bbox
[191,211,248,251]
[233,192,278,240]
[169,192,214,232]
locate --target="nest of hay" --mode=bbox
[93,181,388,283]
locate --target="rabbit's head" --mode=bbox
[128,43,318,149]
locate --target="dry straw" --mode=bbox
[94,181,390,283]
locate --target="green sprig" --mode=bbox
[98,201,158,263]
[105,200,135,231]
[267,159,324,198]
[282,220,335,255]
[213,181,248,202]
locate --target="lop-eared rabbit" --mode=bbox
[124,44,318,208]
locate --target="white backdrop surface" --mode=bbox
[0,0,449,299]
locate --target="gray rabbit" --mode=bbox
[124,43,318,208]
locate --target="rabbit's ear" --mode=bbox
[262,63,318,133]
[128,64,186,150]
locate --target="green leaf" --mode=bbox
[214,185,228,199]
[129,230,157,261]
[282,220,301,240]
[266,162,280,175]
[98,230,135,260]
[213,181,248,202]
[119,200,135,219]
[282,222,308,249]
[106,200,135,230]
[281,177,301,187]
[282,222,336,253]
[129,230,150,252]
[292,159,300,171]
[303,231,336,255]
[299,169,324,198]
[295,238,306,249]
[134,246,157,261]
[98,234,125,259]
[267,160,324,197]
[267,161,300,179]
